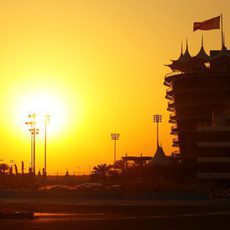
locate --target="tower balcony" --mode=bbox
[167,101,175,112]
[166,87,174,96]
[171,150,180,155]
[169,118,177,124]
[165,94,174,100]
[171,124,178,135]
[164,70,184,84]
[173,137,179,143]
[197,119,230,132]
[172,142,180,147]
[197,142,230,147]
[167,107,175,112]
[168,100,175,106]
[171,124,178,130]
[164,81,171,87]
[169,112,176,124]
[169,112,176,119]
[173,100,230,109]
[172,137,180,147]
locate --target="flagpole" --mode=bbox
[221,13,225,49]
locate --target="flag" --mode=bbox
[193,16,220,31]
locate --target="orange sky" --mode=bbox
[0,0,229,174]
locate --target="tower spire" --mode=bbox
[186,37,189,51]
[180,37,191,62]
[195,34,209,61]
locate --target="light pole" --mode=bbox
[111,133,120,163]
[153,114,162,146]
[25,113,39,174]
[44,114,50,176]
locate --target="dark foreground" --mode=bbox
[1,209,230,230]
[1,195,230,230]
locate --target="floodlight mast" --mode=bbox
[111,133,120,163]
[25,113,39,174]
[44,114,50,176]
[153,114,162,146]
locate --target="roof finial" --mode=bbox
[195,35,209,60]
[201,34,204,48]
[181,42,183,54]
[223,32,227,50]
[186,37,189,51]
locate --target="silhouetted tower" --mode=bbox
[165,38,230,181]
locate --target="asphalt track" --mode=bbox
[1,198,230,230]
[1,211,230,230]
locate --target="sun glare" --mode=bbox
[16,90,68,136]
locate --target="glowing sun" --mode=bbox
[17,90,68,135]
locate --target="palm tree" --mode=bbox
[92,164,111,188]
[0,163,9,174]
[21,161,24,174]
[113,160,127,172]
[14,164,18,175]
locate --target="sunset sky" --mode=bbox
[0,0,229,174]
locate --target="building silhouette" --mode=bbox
[149,144,170,166]
[165,40,230,182]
